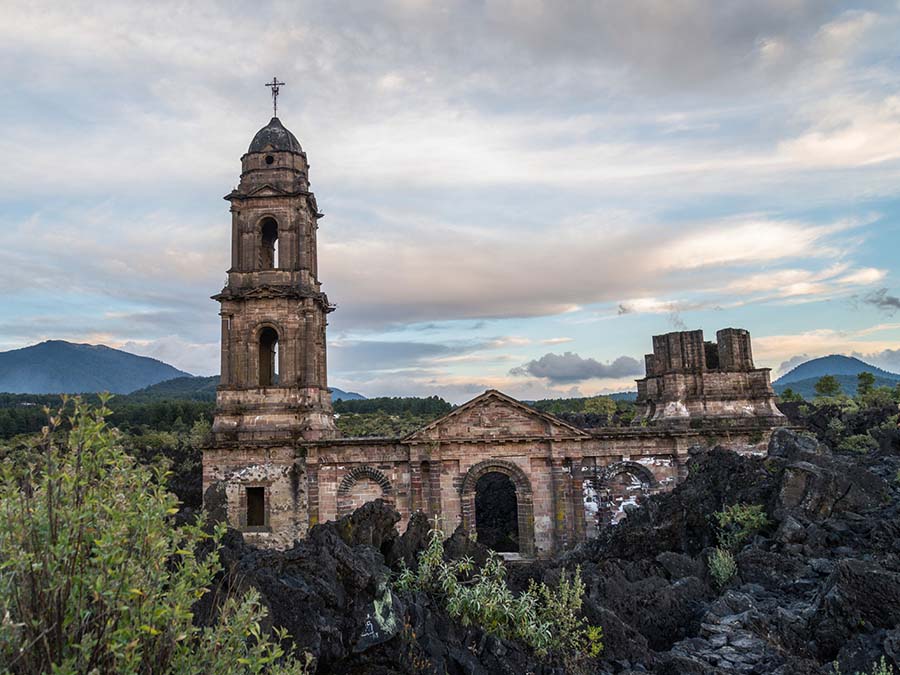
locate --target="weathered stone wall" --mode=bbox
[203,445,306,550]
[205,392,784,556]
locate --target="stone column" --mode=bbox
[220,313,232,386]
[305,446,320,528]
[409,453,424,514]
[231,210,240,270]
[549,452,575,552]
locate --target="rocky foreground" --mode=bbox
[203,429,900,674]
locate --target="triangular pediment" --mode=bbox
[247,183,289,197]
[405,389,589,441]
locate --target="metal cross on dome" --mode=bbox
[265,76,285,117]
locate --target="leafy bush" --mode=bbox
[832,656,895,675]
[0,397,309,675]
[714,503,769,551]
[395,522,602,663]
[707,503,768,589]
[708,547,737,589]
[837,433,879,454]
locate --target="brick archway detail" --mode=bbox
[460,459,535,557]
[337,466,394,516]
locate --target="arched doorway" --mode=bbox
[258,327,279,386]
[460,459,535,557]
[474,472,519,552]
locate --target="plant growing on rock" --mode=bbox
[837,433,880,454]
[708,547,737,589]
[714,503,769,551]
[395,521,603,662]
[707,503,768,589]
[832,656,895,675]
[0,397,310,675]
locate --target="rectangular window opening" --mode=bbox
[246,487,265,527]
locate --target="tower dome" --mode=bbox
[248,117,303,154]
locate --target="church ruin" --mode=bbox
[202,114,786,557]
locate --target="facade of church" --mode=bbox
[202,117,786,557]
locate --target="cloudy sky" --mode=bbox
[3,1,900,402]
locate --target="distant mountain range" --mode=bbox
[772,355,900,399]
[0,340,190,394]
[5,341,897,404]
[128,376,365,402]
[0,340,366,401]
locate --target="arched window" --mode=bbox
[258,327,279,386]
[260,218,279,269]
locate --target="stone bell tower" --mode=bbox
[210,115,336,445]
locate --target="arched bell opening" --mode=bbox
[258,326,279,386]
[260,217,279,269]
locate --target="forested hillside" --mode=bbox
[0,340,189,394]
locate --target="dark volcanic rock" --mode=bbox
[209,500,560,674]
[200,425,900,674]
[512,428,900,673]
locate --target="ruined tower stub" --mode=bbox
[634,327,785,428]
[210,117,336,443]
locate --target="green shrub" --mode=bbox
[827,417,847,436]
[861,387,897,409]
[895,469,900,486]
[396,522,602,663]
[708,547,737,589]
[0,397,310,675]
[707,503,768,589]
[837,434,879,454]
[714,503,769,551]
[832,656,895,674]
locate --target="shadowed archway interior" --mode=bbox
[474,471,519,552]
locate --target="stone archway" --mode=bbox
[337,466,393,516]
[474,472,519,552]
[460,459,535,557]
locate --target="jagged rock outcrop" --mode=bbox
[510,427,900,674]
[202,426,900,674]
[204,500,561,674]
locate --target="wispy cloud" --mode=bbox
[861,288,900,314]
